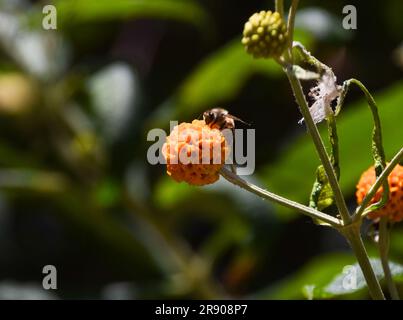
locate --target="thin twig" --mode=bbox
[378,217,400,300]
[275,0,284,18]
[343,79,390,213]
[286,0,299,60]
[219,167,341,227]
[284,66,351,224]
[341,224,385,300]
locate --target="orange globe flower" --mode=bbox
[356,164,403,222]
[162,120,230,186]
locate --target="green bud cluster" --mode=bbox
[242,11,288,59]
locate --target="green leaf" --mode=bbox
[175,40,280,118]
[252,253,355,299]
[92,178,120,208]
[174,29,313,118]
[146,30,313,129]
[260,81,403,219]
[0,282,57,300]
[322,258,403,298]
[153,176,197,211]
[252,254,403,299]
[54,0,211,31]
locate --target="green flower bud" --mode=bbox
[242,10,288,59]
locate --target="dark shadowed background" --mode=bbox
[0,0,402,299]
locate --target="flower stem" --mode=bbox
[378,217,400,300]
[286,0,299,59]
[284,66,351,224]
[219,167,341,227]
[341,224,385,300]
[341,79,390,214]
[284,65,385,299]
[275,0,284,18]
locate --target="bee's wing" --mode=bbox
[226,114,251,126]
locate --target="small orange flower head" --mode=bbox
[356,164,403,222]
[162,120,230,186]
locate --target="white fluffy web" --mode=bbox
[299,70,342,124]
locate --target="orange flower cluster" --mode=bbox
[356,164,403,222]
[162,120,229,186]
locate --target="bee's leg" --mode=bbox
[230,128,237,174]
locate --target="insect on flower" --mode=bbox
[203,108,249,130]
[203,108,249,174]
[162,119,230,186]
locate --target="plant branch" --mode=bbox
[378,217,400,300]
[341,224,385,300]
[341,79,390,215]
[275,0,284,18]
[286,0,299,60]
[219,167,341,227]
[328,115,340,179]
[284,66,351,224]
[292,41,329,73]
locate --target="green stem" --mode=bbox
[219,167,341,227]
[346,80,385,164]
[355,147,403,219]
[292,42,329,72]
[285,63,387,300]
[286,0,299,60]
[275,0,284,18]
[341,224,385,300]
[342,79,390,215]
[328,115,340,179]
[379,217,400,300]
[284,66,351,224]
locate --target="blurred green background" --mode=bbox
[0,0,402,299]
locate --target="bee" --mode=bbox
[203,108,248,130]
[203,108,249,174]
